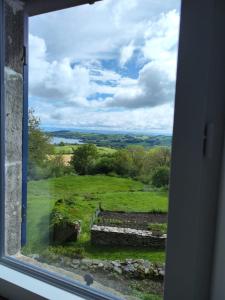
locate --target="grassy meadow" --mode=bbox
[25,175,168,262]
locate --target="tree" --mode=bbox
[151,166,170,188]
[28,110,54,179]
[126,146,147,177]
[113,149,133,176]
[148,147,171,168]
[143,147,171,177]
[70,144,98,175]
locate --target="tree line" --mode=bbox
[28,110,171,188]
[70,144,170,188]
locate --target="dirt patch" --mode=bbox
[97,211,167,230]
[48,154,72,165]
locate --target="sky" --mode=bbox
[29,0,181,134]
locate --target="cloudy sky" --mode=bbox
[29,0,180,134]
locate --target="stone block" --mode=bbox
[5,1,24,74]
[5,67,23,164]
[53,222,81,244]
[5,163,22,255]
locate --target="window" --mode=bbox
[1,1,225,300]
[22,1,181,299]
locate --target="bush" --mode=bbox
[47,155,73,178]
[50,198,78,226]
[137,174,152,184]
[28,162,50,180]
[50,198,82,244]
[28,156,73,180]
[151,166,170,188]
[93,156,115,174]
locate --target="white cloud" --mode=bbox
[142,9,180,80]
[29,0,180,61]
[120,41,135,67]
[29,35,123,106]
[29,34,49,92]
[29,37,90,107]
[102,10,180,109]
[29,0,180,133]
[104,62,174,109]
[34,100,174,133]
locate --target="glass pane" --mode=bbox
[22,1,181,299]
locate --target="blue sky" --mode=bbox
[29,0,180,133]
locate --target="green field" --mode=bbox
[25,175,168,262]
[54,145,116,155]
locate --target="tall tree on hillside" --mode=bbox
[146,147,171,171]
[70,144,98,175]
[127,146,147,177]
[28,110,54,178]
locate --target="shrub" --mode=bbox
[28,156,73,180]
[93,156,115,174]
[50,156,73,177]
[50,198,82,244]
[151,166,170,188]
[28,162,50,180]
[50,198,78,226]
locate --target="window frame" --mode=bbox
[0,264,84,300]
[165,1,225,299]
[0,0,5,260]
[1,0,225,299]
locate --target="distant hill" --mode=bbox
[47,130,172,149]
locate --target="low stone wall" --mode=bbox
[26,254,165,281]
[91,225,166,249]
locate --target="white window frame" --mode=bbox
[1,0,225,299]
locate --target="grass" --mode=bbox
[24,175,168,263]
[148,223,167,235]
[135,292,163,300]
[54,145,116,155]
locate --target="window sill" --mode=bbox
[0,264,84,300]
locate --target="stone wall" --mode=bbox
[26,254,165,282]
[4,0,24,255]
[91,225,166,249]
